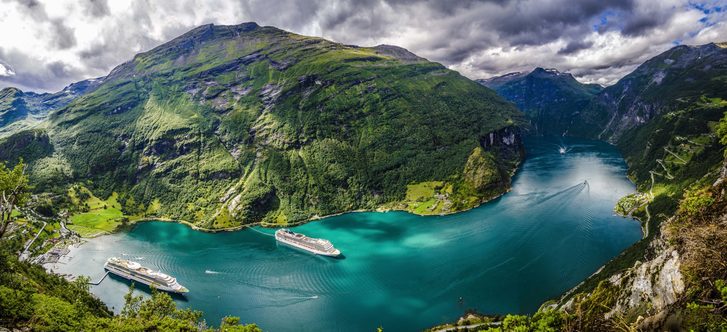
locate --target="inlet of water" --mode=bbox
[52,137,641,331]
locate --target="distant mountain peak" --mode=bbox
[478,67,583,91]
[501,71,524,78]
[532,67,561,75]
[477,66,603,136]
[146,21,262,55]
[476,71,526,89]
[0,87,23,96]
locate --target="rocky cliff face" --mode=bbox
[559,223,686,330]
[473,126,524,190]
[605,243,684,330]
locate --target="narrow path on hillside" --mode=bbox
[664,147,687,164]
[656,160,675,179]
[20,221,46,261]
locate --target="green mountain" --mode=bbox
[0,22,524,231]
[477,68,602,136]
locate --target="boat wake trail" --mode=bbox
[536,181,589,205]
[205,270,222,274]
[238,293,320,310]
[248,227,275,237]
[287,295,319,299]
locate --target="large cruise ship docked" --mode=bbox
[275,229,341,257]
[104,257,189,294]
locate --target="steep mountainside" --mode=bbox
[574,42,727,142]
[0,22,524,230]
[478,68,602,136]
[0,79,101,138]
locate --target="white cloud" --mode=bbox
[0,63,15,77]
[0,0,724,91]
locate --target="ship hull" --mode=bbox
[104,263,188,294]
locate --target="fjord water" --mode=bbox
[54,137,641,331]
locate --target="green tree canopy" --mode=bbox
[0,160,30,238]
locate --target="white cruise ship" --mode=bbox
[104,257,189,294]
[275,229,341,257]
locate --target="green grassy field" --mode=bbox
[68,209,123,237]
[399,181,453,215]
[67,187,125,237]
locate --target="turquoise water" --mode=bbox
[54,137,641,331]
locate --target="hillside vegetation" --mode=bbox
[0,161,264,331]
[454,42,727,331]
[0,22,523,231]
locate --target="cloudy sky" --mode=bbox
[0,0,725,92]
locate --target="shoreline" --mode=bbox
[43,189,512,279]
[58,145,525,241]
[48,186,516,269]
[74,183,516,240]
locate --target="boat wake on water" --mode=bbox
[536,181,590,205]
[248,227,275,237]
[119,253,145,261]
[286,295,319,299]
[235,293,321,310]
[205,270,222,274]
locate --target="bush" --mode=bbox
[678,186,714,219]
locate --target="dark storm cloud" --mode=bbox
[488,0,632,38]
[47,61,74,78]
[311,0,638,65]
[51,19,77,49]
[558,40,595,55]
[622,15,660,35]
[7,0,47,21]
[5,0,77,49]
